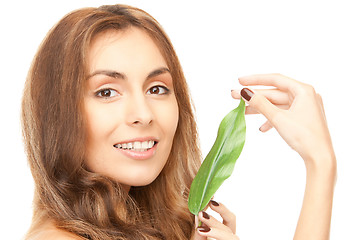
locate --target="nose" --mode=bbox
[125,94,153,127]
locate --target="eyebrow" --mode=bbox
[147,67,170,79]
[87,67,170,80]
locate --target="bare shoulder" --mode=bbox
[26,220,82,240]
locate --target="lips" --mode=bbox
[113,138,158,160]
[113,140,156,152]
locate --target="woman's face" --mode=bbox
[84,28,179,189]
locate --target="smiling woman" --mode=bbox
[21,5,203,240]
[84,28,179,188]
[21,3,336,240]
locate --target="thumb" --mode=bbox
[241,88,280,125]
[192,215,207,240]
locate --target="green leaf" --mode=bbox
[188,99,246,215]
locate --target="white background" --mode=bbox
[1,0,359,239]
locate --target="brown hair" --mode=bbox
[22,4,201,240]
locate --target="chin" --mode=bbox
[116,170,162,187]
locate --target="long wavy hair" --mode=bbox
[22,4,201,240]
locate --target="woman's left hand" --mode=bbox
[192,200,239,240]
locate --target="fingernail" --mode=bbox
[198,226,211,233]
[201,211,210,220]
[241,88,254,101]
[210,200,219,206]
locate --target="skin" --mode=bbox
[193,74,336,239]
[84,28,179,190]
[31,30,336,240]
[27,221,81,240]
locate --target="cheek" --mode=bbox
[86,107,106,143]
[84,103,122,164]
[85,103,122,139]
[158,99,179,137]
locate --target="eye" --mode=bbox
[95,88,119,98]
[147,85,170,95]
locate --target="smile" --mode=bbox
[113,140,157,152]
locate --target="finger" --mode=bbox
[195,215,200,228]
[232,88,289,106]
[241,88,282,126]
[245,106,259,114]
[259,120,273,132]
[198,211,231,233]
[254,89,290,105]
[209,200,236,233]
[245,104,289,115]
[238,73,302,96]
[234,88,289,115]
[193,230,207,240]
[197,227,240,240]
[231,89,242,99]
[193,216,207,240]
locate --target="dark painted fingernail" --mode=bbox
[241,88,254,101]
[198,226,211,233]
[210,200,219,206]
[202,211,210,219]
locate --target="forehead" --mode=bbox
[88,27,167,74]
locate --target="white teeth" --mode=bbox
[115,140,155,151]
[149,140,154,148]
[141,141,148,149]
[133,141,141,150]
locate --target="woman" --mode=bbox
[21,4,336,240]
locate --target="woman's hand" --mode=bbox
[232,73,336,240]
[192,200,239,240]
[231,73,336,169]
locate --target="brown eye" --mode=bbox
[101,89,111,97]
[147,86,169,95]
[96,89,118,98]
[150,86,160,94]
